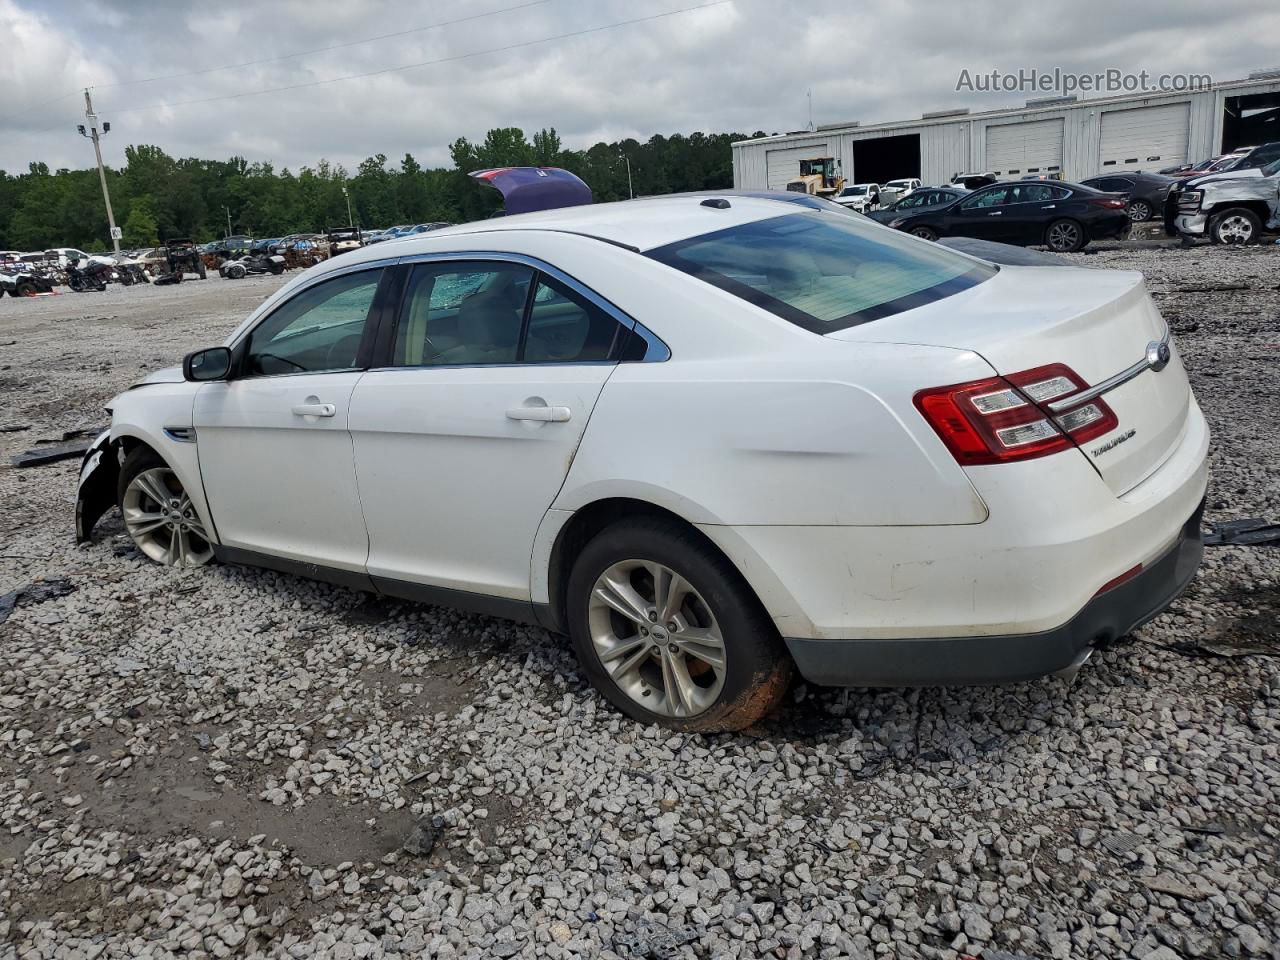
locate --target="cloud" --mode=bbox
[2,0,1277,175]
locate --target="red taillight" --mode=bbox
[1094,563,1142,596]
[1087,197,1128,209]
[915,363,1118,465]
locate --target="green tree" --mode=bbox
[122,197,159,246]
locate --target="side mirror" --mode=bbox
[183,346,232,382]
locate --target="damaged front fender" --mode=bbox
[75,430,119,543]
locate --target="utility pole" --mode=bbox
[342,184,354,226]
[619,153,633,199]
[225,207,233,239]
[77,89,120,254]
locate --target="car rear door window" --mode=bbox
[391,262,629,366]
[525,275,627,363]
[244,268,383,376]
[393,262,534,366]
[648,211,995,332]
[1006,183,1059,204]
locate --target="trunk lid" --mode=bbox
[830,265,1191,495]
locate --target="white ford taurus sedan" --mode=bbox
[77,196,1209,731]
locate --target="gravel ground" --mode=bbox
[0,247,1277,960]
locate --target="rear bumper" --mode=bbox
[784,498,1203,686]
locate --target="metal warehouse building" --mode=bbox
[732,71,1280,190]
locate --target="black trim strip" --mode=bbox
[214,545,376,592]
[371,575,541,626]
[212,544,551,628]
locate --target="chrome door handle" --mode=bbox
[506,405,571,422]
[1042,204,1056,209]
[988,210,1003,216]
[291,402,336,418]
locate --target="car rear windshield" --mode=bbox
[647,211,995,332]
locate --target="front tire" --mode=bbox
[117,448,214,567]
[197,259,208,280]
[566,517,792,731]
[1045,218,1086,252]
[1209,207,1260,245]
[909,225,938,241]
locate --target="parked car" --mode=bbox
[76,195,1207,731]
[1170,157,1280,244]
[880,178,922,205]
[1216,141,1280,174]
[326,225,364,255]
[867,186,969,224]
[0,264,56,297]
[832,183,881,212]
[893,180,1130,252]
[43,247,92,269]
[394,222,453,238]
[1080,172,1176,222]
[952,172,999,190]
[1163,144,1280,235]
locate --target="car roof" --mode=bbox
[380,195,812,254]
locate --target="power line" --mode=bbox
[105,1,732,118]
[0,0,553,125]
[97,0,556,89]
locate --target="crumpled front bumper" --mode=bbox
[75,430,118,542]
[1175,212,1209,236]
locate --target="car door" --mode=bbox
[348,256,636,604]
[947,187,1013,240]
[192,265,389,576]
[998,182,1064,242]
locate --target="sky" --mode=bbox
[2,0,1278,175]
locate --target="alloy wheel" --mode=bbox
[121,467,213,566]
[587,559,726,718]
[1127,201,1151,222]
[1216,215,1254,244]
[1047,221,1081,251]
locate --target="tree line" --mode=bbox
[0,127,763,252]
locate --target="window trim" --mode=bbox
[232,264,392,381]
[373,250,668,369]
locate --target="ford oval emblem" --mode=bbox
[1146,340,1171,372]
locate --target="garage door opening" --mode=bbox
[851,134,920,185]
[1223,91,1280,152]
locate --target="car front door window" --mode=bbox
[245,269,383,376]
[959,188,1009,210]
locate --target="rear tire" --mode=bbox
[1209,207,1260,245]
[566,517,793,731]
[14,280,36,297]
[1127,200,1152,222]
[197,259,208,280]
[1045,218,1086,252]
